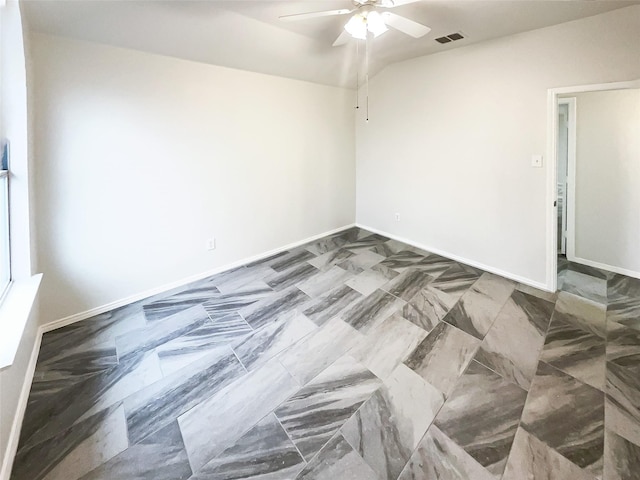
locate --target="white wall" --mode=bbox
[0,1,40,476]
[573,89,640,275]
[32,34,356,322]
[356,5,640,288]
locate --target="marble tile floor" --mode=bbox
[10,229,640,480]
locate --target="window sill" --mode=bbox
[0,274,42,370]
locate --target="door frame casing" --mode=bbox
[558,98,576,260]
[545,79,640,292]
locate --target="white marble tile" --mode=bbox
[78,350,163,422]
[341,364,445,480]
[345,264,399,296]
[502,428,596,480]
[296,265,354,298]
[296,434,380,480]
[405,322,480,397]
[178,359,299,472]
[349,313,428,380]
[398,425,497,480]
[278,317,363,385]
[13,404,129,480]
[232,311,317,371]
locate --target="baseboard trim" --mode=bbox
[567,255,640,280]
[42,224,356,334]
[357,223,551,292]
[0,326,43,480]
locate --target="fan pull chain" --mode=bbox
[355,41,360,110]
[365,34,370,122]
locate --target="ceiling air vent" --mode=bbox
[435,32,465,44]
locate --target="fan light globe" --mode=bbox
[344,14,367,39]
[366,11,388,37]
[344,11,388,39]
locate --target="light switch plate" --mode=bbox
[532,155,543,168]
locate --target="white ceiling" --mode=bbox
[22,0,640,87]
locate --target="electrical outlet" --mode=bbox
[395,213,401,222]
[206,238,216,251]
[531,155,543,168]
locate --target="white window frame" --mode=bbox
[0,142,10,301]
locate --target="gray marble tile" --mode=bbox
[428,263,482,301]
[210,265,274,294]
[302,285,363,327]
[178,359,299,471]
[20,350,162,449]
[296,265,354,298]
[568,261,613,280]
[349,313,428,380]
[397,425,497,480]
[341,364,445,480]
[12,403,129,480]
[191,414,305,480]
[521,362,604,476]
[554,291,607,339]
[540,311,606,390]
[345,264,399,296]
[240,286,310,329]
[337,250,385,274]
[142,285,221,322]
[607,275,640,330]
[378,250,426,272]
[474,290,554,390]
[124,346,244,445]
[604,429,640,480]
[244,250,290,269]
[32,340,118,385]
[605,361,640,447]
[606,323,640,369]
[278,317,363,386]
[38,303,146,363]
[80,420,192,480]
[305,233,350,256]
[275,355,381,460]
[381,268,434,301]
[406,253,456,277]
[307,248,355,271]
[402,286,458,332]
[233,311,317,371]
[343,233,390,254]
[202,283,274,317]
[340,289,406,334]
[502,427,596,480]
[404,322,480,397]
[296,434,380,480]
[434,361,527,477]
[266,262,319,291]
[156,312,251,376]
[516,282,558,303]
[443,272,515,340]
[372,239,425,258]
[116,305,210,359]
[608,274,640,301]
[560,269,607,305]
[270,248,317,272]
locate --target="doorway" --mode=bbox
[556,101,570,256]
[547,79,640,292]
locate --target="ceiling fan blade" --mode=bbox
[382,12,431,38]
[279,8,353,22]
[380,0,422,7]
[332,30,351,47]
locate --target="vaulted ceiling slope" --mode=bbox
[22,0,640,87]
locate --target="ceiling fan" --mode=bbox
[279,0,431,46]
